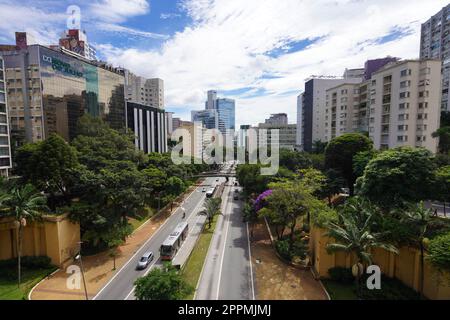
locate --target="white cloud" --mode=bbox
[90,0,150,23]
[160,13,182,20]
[96,23,169,40]
[99,0,448,127]
[0,1,66,45]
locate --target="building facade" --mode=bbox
[324,59,441,153]
[420,4,450,111]
[2,45,126,145]
[368,59,441,152]
[0,56,12,177]
[265,113,288,125]
[257,123,297,150]
[125,71,164,110]
[126,102,167,154]
[191,109,218,129]
[216,98,236,133]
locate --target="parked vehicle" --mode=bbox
[136,251,154,270]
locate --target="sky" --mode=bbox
[0,0,448,127]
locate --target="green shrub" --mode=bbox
[328,267,354,284]
[357,275,421,300]
[274,239,292,261]
[426,219,450,240]
[427,232,450,272]
[0,256,52,272]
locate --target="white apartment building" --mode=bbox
[368,59,441,152]
[325,83,362,142]
[125,71,165,109]
[0,56,12,177]
[257,123,297,150]
[325,59,441,153]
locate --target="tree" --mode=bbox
[260,178,324,248]
[279,149,312,172]
[320,169,346,206]
[434,166,450,215]
[134,264,193,300]
[0,184,47,287]
[325,198,398,288]
[312,140,328,154]
[325,133,373,196]
[357,147,436,212]
[353,150,378,179]
[203,197,222,228]
[15,134,79,207]
[432,127,450,154]
[401,203,433,298]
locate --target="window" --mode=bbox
[400,80,411,88]
[399,92,410,99]
[418,102,428,109]
[399,103,410,110]
[398,114,409,121]
[400,69,412,77]
[418,91,429,98]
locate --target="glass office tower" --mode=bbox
[3,45,125,144]
[216,98,235,133]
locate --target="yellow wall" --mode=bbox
[0,214,80,267]
[311,225,450,300]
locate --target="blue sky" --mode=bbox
[0,0,448,126]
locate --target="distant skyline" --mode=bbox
[0,0,448,127]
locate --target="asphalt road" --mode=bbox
[195,176,255,300]
[93,177,216,300]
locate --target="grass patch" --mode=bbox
[129,208,155,231]
[181,214,220,299]
[322,280,358,300]
[0,267,57,300]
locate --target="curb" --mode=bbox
[28,268,60,301]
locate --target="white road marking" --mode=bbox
[215,185,233,300]
[92,181,208,300]
[246,222,256,300]
[124,190,208,300]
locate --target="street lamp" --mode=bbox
[75,242,89,300]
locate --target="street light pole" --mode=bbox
[76,242,89,301]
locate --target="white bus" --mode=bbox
[206,186,217,198]
[160,222,189,261]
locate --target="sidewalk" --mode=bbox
[250,220,328,300]
[30,185,199,300]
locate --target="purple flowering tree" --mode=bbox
[254,190,273,212]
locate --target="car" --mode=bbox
[202,187,206,192]
[136,251,154,270]
[216,178,219,182]
[233,194,239,200]
[234,188,239,193]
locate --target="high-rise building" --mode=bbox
[1,44,126,145]
[191,109,218,129]
[324,59,441,153]
[166,112,174,136]
[125,71,164,109]
[265,113,288,125]
[420,4,450,111]
[126,102,167,154]
[238,124,251,149]
[0,56,12,177]
[205,90,217,109]
[257,123,297,150]
[298,77,362,152]
[216,98,235,133]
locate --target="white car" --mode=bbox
[136,251,154,270]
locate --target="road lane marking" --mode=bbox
[215,184,233,300]
[124,190,208,300]
[246,222,256,300]
[92,180,208,300]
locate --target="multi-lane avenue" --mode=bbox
[93,177,215,300]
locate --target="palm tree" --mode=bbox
[203,198,222,229]
[325,199,398,288]
[401,202,433,298]
[0,184,47,287]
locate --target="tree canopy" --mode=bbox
[325,133,373,196]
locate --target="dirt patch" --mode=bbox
[250,220,328,300]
